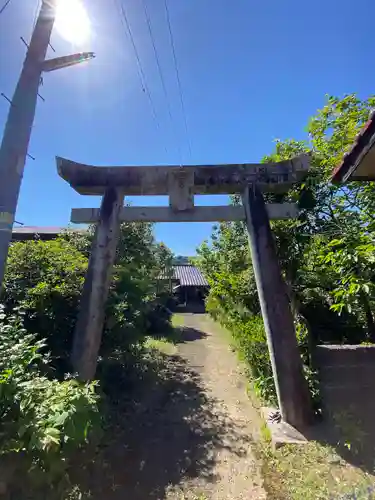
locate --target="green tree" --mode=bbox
[4,222,174,370]
[3,238,87,368]
[197,94,375,404]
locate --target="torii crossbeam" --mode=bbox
[57,154,308,195]
[57,154,312,430]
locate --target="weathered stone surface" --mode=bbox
[315,344,375,465]
[56,154,310,195]
[261,407,308,450]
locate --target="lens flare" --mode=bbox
[55,0,91,46]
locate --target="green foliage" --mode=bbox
[1,222,174,493]
[0,305,99,486]
[103,223,174,356]
[3,238,87,368]
[234,316,276,404]
[318,234,375,336]
[3,224,174,370]
[197,93,375,406]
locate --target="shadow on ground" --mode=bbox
[151,325,207,345]
[175,326,207,343]
[173,302,206,314]
[306,410,375,475]
[69,339,250,499]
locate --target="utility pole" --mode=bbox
[0,0,94,287]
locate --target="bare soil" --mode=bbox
[71,313,266,499]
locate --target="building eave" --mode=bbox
[332,109,375,183]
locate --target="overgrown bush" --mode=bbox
[233,316,276,404]
[0,306,99,493]
[3,238,87,371]
[101,223,174,357]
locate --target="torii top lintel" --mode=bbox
[56,154,310,196]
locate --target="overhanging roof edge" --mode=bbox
[332,109,375,182]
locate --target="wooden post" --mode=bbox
[243,185,312,429]
[72,187,123,381]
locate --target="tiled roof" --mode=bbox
[174,265,208,286]
[161,265,208,287]
[332,109,375,182]
[11,226,86,241]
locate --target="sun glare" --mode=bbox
[55,0,91,46]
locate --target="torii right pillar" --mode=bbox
[243,185,312,430]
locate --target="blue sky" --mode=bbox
[0,0,374,255]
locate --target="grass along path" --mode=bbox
[205,317,375,500]
[144,314,184,355]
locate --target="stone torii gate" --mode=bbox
[57,154,312,429]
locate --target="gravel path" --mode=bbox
[73,314,266,499]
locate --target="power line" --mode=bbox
[115,0,168,154]
[140,0,182,161]
[0,0,12,16]
[163,0,192,159]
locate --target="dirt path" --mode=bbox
[73,314,266,499]
[168,313,267,499]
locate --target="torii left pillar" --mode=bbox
[72,187,123,381]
